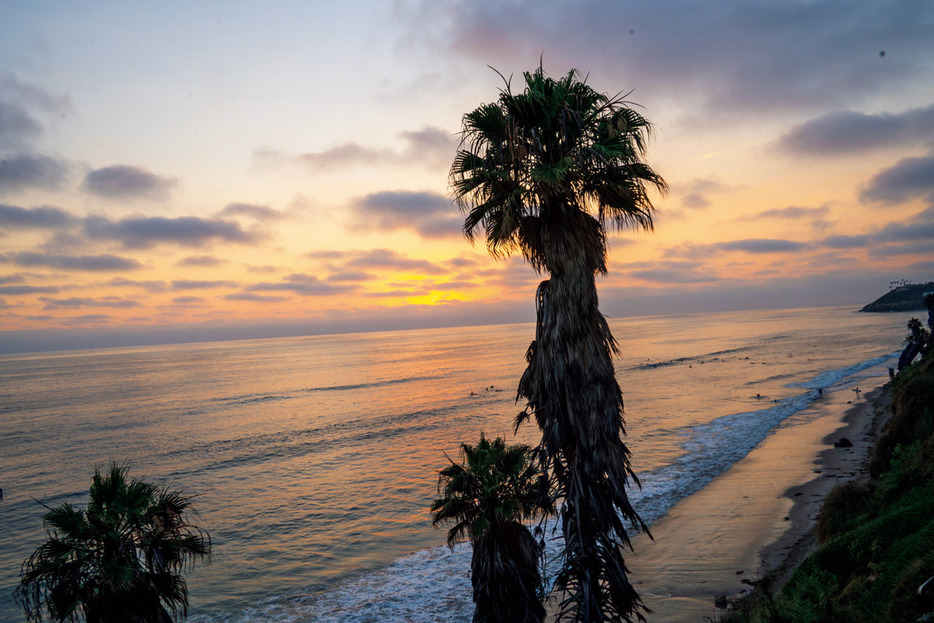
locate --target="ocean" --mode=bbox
[0,305,917,622]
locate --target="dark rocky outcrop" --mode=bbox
[861,282,934,313]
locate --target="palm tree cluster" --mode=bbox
[432,435,548,623]
[16,463,211,623]
[447,67,667,622]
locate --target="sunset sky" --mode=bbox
[2,1,933,353]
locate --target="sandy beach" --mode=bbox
[622,384,888,622]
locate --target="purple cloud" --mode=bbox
[256,126,455,171]
[776,104,934,155]
[245,273,355,296]
[217,202,283,221]
[0,153,69,192]
[82,165,176,200]
[716,239,809,253]
[860,155,934,204]
[0,203,75,229]
[0,284,60,295]
[83,215,261,249]
[351,190,461,239]
[12,252,141,271]
[171,280,239,290]
[39,296,140,310]
[176,255,230,267]
[224,292,288,302]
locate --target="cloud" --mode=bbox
[326,270,373,282]
[445,256,480,268]
[0,101,42,144]
[628,267,722,284]
[306,250,347,260]
[82,165,176,200]
[869,241,934,258]
[816,207,934,253]
[106,277,168,292]
[244,273,355,296]
[680,193,710,209]
[39,296,140,310]
[874,220,934,243]
[0,153,69,192]
[294,143,387,168]
[821,234,871,249]
[217,202,283,221]
[716,239,809,253]
[752,205,831,220]
[83,215,262,249]
[0,74,71,115]
[176,255,229,267]
[224,292,288,302]
[0,74,72,146]
[11,252,142,271]
[0,284,60,295]
[171,279,239,290]
[172,296,206,305]
[256,125,455,171]
[343,248,446,274]
[860,155,934,204]
[663,238,811,259]
[351,190,462,238]
[674,178,741,211]
[398,126,457,167]
[0,203,75,229]
[422,0,933,118]
[776,104,934,155]
[59,314,112,326]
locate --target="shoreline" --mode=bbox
[620,381,888,622]
[755,384,890,592]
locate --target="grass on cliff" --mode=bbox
[726,355,934,623]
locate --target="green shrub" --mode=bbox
[816,481,876,543]
[734,355,934,622]
[871,357,934,478]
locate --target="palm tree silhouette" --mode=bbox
[16,463,211,623]
[450,66,667,623]
[431,435,547,623]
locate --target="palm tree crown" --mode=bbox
[432,435,547,623]
[16,463,211,623]
[450,67,667,623]
[451,66,667,275]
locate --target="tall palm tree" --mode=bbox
[431,434,547,623]
[16,463,211,623]
[450,67,667,623]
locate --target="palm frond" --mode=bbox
[16,462,211,623]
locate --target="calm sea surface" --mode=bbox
[0,305,916,622]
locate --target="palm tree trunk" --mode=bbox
[518,223,647,623]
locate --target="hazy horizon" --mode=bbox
[0,294,881,355]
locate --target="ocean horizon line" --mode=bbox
[0,300,871,357]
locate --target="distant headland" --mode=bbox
[860,281,934,312]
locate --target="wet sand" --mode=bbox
[623,385,886,622]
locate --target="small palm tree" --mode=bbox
[451,66,665,622]
[431,435,548,623]
[16,463,211,623]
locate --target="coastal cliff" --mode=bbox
[725,354,934,622]
[860,282,934,312]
